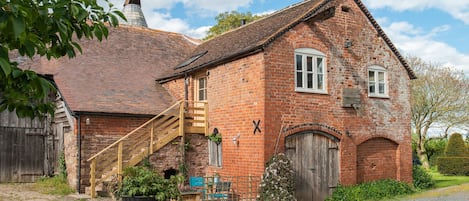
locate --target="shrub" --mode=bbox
[437,157,469,175]
[438,133,469,175]
[326,179,414,201]
[119,166,181,200]
[412,165,434,189]
[258,153,296,201]
[445,133,468,157]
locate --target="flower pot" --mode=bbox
[121,196,156,201]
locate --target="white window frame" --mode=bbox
[368,65,388,98]
[294,48,327,94]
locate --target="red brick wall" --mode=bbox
[185,134,209,177]
[357,137,398,183]
[202,53,266,178]
[263,0,412,185]
[162,78,186,101]
[78,114,210,192]
[79,114,150,192]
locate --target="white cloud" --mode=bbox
[363,0,469,24]
[104,0,213,39]
[145,12,210,38]
[381,20,469,75]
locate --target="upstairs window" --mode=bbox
[295,48,327,93]
[368,66,388,97]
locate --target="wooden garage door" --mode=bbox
[285,131,339,201]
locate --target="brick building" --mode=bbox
[22,0,414,200]
[158,0,415,200]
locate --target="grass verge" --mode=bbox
[398,169,469,200]
[34,175,75,195]
[429,170,469,188]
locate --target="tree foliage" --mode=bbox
[425,138,447,167]
[204,11,264,40]
[408,56,469,168]
[0,0,124,118]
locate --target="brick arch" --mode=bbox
[283,123,343,140]
[356,137,398,183]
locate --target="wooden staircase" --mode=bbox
[86,101,208,198]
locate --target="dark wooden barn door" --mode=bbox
[0,128,46,182]
[286,131,339,201]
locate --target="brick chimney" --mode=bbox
[120,0,148,27]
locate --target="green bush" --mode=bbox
[437,157,469,175]
[326,179,414,201]
[119,166,181,200]
[437,133,469,176]
[258,153,296,201]
[445,133,468,157]
[412,165,434,189]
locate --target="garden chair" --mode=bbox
[210,181,231,200]
[189,176,206,199]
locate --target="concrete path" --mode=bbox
[399,183,469,201]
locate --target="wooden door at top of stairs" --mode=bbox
[193,75,207,127]
[285,131,339,201]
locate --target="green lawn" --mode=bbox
[429,169,469,188]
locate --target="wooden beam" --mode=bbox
[304,6,336,22]
[90,159,96,198]
[117,142,123,183]
[150,122,154,153]
[204,102,209,136]
[179,102,185,137]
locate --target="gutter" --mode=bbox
[76,114,81,193]
[157,45,264,84]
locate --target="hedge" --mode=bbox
[445,133,468,157]
[326,179,414,201]
[437,157,469,175]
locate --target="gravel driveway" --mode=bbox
[1,182,469,201]
[0,183,112,201]
[399,183,469,201]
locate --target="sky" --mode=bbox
[106,0,469,75]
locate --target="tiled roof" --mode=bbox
[27,26,197,115]
[157,0,416,82]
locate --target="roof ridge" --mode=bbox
[204,0,312,43]
[118,25,198,39]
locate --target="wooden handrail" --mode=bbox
[88,100,209,198]
[86,100,183,162]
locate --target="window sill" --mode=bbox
[368,95,390,99]
[295,88,328,95]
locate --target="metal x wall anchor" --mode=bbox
[253,120,261,134]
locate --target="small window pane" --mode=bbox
[369,71,375,82]
[317,58,323,73]
[317,74,323,90]
[369,82,375,94]
[379,83,385,94]
[296,55,302,70]
[198,77,207,101]
[378,72,385,82]
[307,56,313,72]
[296,72,303,87]
[307,73,313,88]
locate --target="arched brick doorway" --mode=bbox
[285,131,339,201]
[357,137,398,183]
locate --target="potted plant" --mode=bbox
[118,166,181,201]
[208,132,222,145]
